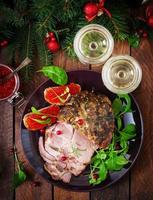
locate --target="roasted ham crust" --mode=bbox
[58,91,114,149]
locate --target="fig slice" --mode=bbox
[23,105,60,131]
[44,83,81,105]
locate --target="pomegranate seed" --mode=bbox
[56,130,62,135]
[77,119,84,125]
[60,156,67,161]
[40,129,45,134]
[93,173,99,180]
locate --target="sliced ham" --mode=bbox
[39,122,97,183]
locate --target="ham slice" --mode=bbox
[39,122,97,183]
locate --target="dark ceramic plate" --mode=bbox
[21,70,143,191]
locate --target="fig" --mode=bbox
[44,83,81,105]
[23,105,60,131]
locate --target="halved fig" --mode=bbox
[23,105,60,131]
[44,83,81,105]
[68,83,81,95]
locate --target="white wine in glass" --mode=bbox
[102,55,142,94]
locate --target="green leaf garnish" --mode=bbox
[31,106,41,114]
[38,66,68,85]
[112,98,122,116]
[32,118,51,124]
[13,170,27,188]
[118,94,131,114]
[13,146,27,188]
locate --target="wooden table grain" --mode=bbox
[0,39,153,200]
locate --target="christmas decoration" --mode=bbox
[83,0,111,22]
[0,40,8,48]
[46,37,60,53]
[44,32,60,53]
[0,0,153,78]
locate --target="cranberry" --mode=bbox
[77,119,84,125]
[56,130,62,135]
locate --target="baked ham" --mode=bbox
[58,90,114,148]
[39,122,97,183]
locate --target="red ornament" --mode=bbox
[84,2,99,21]
[147,15,153,28]
[46,37,60,53]
[142,31,148,38]
[83,0,111,22]
[0,40,8,48]
[146,5,153,18]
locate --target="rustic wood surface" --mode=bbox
[0,39,153,200]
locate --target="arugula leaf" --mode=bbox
[117,117,122,130]
[118,94,131,114]
[112,98,122,116]
[122,123,136,133]
[32,118,51,124]
[106,152,128,171]
[38,66,68,85]
[115,155,128,165]
[13,170,26,188]
[31,106,41,114]
[99,163,108,180]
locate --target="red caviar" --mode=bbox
[0,65,16,99]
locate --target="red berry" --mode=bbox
[0,40,8,47]
[47,39,60,53]
[147,15,153,28]
[56,130,62,135]
[48,32,55,38]
[60,156,67,161]
[77,119,84,125]
[84,2,98,17]
[40,129,45,134]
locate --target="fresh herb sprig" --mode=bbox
[13,146,27,188]
[89,94,136,185]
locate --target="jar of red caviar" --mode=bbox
[0,64,24,106]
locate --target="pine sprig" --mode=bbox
[0,0,148,79]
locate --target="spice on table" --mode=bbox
[0,65,15,99]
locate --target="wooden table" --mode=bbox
[0,39,153,200]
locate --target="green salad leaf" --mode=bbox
[38,66,68,85]
[89,94,136,185]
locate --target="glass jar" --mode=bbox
[73,24,114,65]
[0,64,24,106]
[102,55,142,94]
